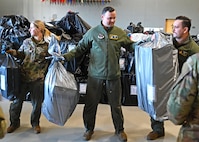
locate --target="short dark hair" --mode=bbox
[175,16,191,31]
[102,6,115,14]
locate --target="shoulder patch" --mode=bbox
[109,34,118,40]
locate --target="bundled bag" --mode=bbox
[0,107,6,139]
[135,32,178,121]
[0,53,20,100]
[42,36,79,126]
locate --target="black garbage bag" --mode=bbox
[55,11,91,35]
[54,11,91,79]
[0,15,30,50]
[45,22,63,36]
[0,39,13,54]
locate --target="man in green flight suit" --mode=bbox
[63,6,135,142]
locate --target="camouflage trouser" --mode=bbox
[177,124,199,142]
[9,80,44,127]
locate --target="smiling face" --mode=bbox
[29,23,40,36]
[101,10,116,28]
[29,20,45,37]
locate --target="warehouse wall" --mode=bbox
[0,0,199,35]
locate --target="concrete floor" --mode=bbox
[0,98,180,142]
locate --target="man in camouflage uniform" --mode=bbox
[167,53,199,142]
[147,16,199,140]
[6,20,50,134]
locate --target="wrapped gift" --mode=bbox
[135,32,178,121]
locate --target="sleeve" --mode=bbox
[15,39,29,59]
[126,34,153,52]
[0,107,5,120]
[167,57,198,125]
[121,34,135,52]
[63,32,91,61]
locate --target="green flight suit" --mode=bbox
[63,23,135,133]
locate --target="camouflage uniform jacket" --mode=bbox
[167,53,199,141]
[15,37,49,82]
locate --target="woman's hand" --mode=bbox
[6,49,17,56]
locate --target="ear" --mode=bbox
[101,14,104,20]
[183,27,188,33]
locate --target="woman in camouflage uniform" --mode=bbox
[6,20,50,134]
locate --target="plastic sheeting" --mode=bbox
[55,11,91,36]
[42,61,79,126]
[0,15,30,51]
[51,11,91,78]
[135,32,178,121]
[42,36,79,126]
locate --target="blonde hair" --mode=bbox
[32,20,61,43]
[32,20,45,35]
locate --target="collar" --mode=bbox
[173,36,191,48]
[100,21,113,32]
[31,36,45,45]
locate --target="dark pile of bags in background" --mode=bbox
[52,11,91,80]
[120,48,137,106]
[191,35,199,46]
[0,15,30,53]
[49,11,91,103]
[0,15,30,100]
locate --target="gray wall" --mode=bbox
[0,0,199,35]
